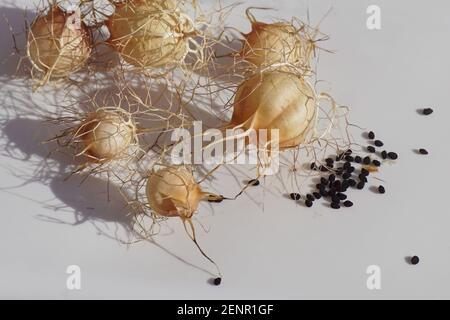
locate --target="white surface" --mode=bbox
[1,0,450,299]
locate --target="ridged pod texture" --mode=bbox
[232,71,317,149]
[107,0,193,68]
[146,166,203,218]
[80,111,135,161]
[240,22,310,68]
[27,6,91,78]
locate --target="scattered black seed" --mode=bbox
[387,152,398,160]
[330,202,341,209]
[328,189,336,197]
[343,162,351,170]
[422,108,433,115]
[343,200,353,207]
[344,149,352,156]
[321,177,328,185]
[336,168,343,176]
[319,188,328,197]
[331,195,340,203]
[367,146,376,153]
[333,180,342,189]
[248,179,260,186]
[358,175,368,183]
[326,158,334,166]
[320,166,328,172]
[410,256,420,265]
[337,193,347,200]
[342,172,351,180]
[345,155,354,162]
[305,200,313,207]
[363,156,371,165]
[354,156,361,164]
[310,162,317,170]
[357,181,365,189]
[306,194,315,202]
[328,174,336,182]
[313,192,322,199]
[290,193,301,201]
[341,180,350,189]
[361,168,369,176]
[368,131,375,139]
[419,148,428,155]
[372,159,381,167]
[381,150,387,159]
[214,277,222,286]
[348,179,356,187]
[346,166,355,174]
[374,140,384,147]
[316,183,323,190]
[378,185,385,194]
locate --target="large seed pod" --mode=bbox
[79,110,137,161]
[107,0,194,68]
[146,166,203,218]
[27,6,91,79]
[231,71,317,149]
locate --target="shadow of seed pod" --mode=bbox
[27,5,91,82]
[106,0,194,69]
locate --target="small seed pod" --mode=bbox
[230,71,319,149]
[146,166,204,218]
[78,110,137,162]
[107,0,195,69]
[239,8,313,69]
[27,6,91,80]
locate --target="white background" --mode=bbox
[1,0,450,299]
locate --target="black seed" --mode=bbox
[328,189,336,197]
[346,166,355,174]
[363,156,371,165]
[331,195,340,203]
[358,175,368,183]
[378,185,385,194]
[348,179,356,187]
[336,168,343,176]
[381,150,387,159]
[310,162,317,170]
[319,189,328,197]
[290,193,301,200]
[345,155,354,162]
[328,174,336,182]
[422,108,433,115]
[367,146,376,153]
[341,180,350,189]
[361,168,369,176]
[330,202,340,209]
[316,183,323,190]
[336,153,344,161]
[214,277,222,286]
[343,162,351,170]
[337,193,347,200]
[343,200,353,207]
[333,180,341,189]
[387,152,398,160]
[326,158,334,166]
[313,192,321,199]
[342,172,351,180]
[357,181,365,189]
[248,179,260,186]
[320,166,328,172]
[305,200,313,207]
[410,256,420,265]
[368,131,375,139]
[354,156,362,163]
[419,148,428,155]
[321,177,328,185]
[344,149,352,156]
[306,194,315,202]
[372,160,381,167]
[374,140,384,147]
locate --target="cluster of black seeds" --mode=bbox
[292,131,398,210]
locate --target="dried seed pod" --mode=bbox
[146,166,204,218]
[230,71,318,149]
[78,110,137,162]
[27,6,91,79]
[107,0,194,69]
[240,8,314,69]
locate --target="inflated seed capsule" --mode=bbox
[422,108,433,115]
[331,202,341,209]
[374,140,384,147]
[343,200,353,207]
[419,148,428,155]
[378,185,385,194]
[363,156,371,165]
[305,200,313,207]
[290,193,301,200]
[367,146,376,153]
[357,181,365,189]
[372,160,381,167]
[368,131,375,139]
[381,150,387,159]
[387,152,398,160]
[306,194,315,201]
[313,192,322,199]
